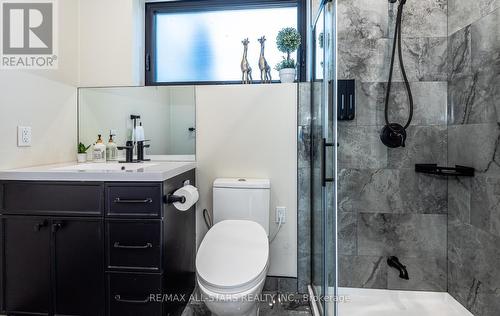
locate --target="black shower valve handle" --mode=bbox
[400,133,405,147]
[380,123,407,148]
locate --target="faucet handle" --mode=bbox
[118,141,135,163]
[118,140,134,149]
[137,140,151,148]
[136,140,150,162]
[117,145,133,150]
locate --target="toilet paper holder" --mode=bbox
[163,180,191,204]
[164,194,186,204]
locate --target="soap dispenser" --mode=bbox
[92,134,106,163]
[106,132,118,161]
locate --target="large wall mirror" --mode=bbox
[78,86,196,158]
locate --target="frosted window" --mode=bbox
[155,7,298,83]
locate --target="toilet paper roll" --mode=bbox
[173,185,199,211]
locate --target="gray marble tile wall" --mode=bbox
[447,2,500,315]
[337,0,449,291]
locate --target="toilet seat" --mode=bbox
[196,220,269,294]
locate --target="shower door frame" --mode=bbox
[310,0,337,315]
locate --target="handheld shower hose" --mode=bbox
[380,0,414,148]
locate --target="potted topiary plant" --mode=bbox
[77,142,91,163]
[275,27,301,83]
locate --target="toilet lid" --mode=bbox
[196,220,269,291]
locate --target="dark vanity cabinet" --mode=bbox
[2,216,52,315]
[0,169,196,316]
[2,216,104,316]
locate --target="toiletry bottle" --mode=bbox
[87,143,95,162]
[106,133,118,161]
[92,135,106,163]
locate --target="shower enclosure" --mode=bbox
[308,0,500,315]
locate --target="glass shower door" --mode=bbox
[310,1,337,315]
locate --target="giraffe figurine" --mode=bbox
[258,36,272,83]
[241,38,253,84]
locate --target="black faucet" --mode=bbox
[387,256,409,280]
[118,141,134,163]
[137,140,151,162]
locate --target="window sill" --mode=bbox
[146,80,302,86]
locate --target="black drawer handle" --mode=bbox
[114,295,150,304]
[113,198,153,204]
[34,220,48,232]
[51,222,64,234]
[113,242,153,249]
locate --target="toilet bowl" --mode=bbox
[196,220,269,316]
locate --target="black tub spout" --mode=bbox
[387,256,409,280]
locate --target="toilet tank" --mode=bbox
[213,178,270,234]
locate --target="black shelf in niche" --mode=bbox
[415,164,475,177]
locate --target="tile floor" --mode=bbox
[181,290,312,316]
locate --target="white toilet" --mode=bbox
[196,178,271,316]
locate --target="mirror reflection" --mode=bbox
[78,86,196,158]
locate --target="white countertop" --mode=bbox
[0,161,196,182]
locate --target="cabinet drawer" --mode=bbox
[106,184,162,218]
[107,272,163,316]
[106,221,161,271]
[1,182,104,216]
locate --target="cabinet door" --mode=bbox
[2,216,51,315]
[53,218,104,316]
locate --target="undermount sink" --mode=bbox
[52,162,159,172]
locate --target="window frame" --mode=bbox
[145,0,307,86]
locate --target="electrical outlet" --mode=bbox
[276,206,287,224]
[17,126,32,147]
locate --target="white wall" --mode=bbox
[196,84,298,277]
[78,0,145,87]
[0,0,79,170]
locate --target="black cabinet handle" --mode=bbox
[51,222,64,233]
[114,295,150,304]
[113,242,153,249]
[113,198,153,204]
[34,220,48,232]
